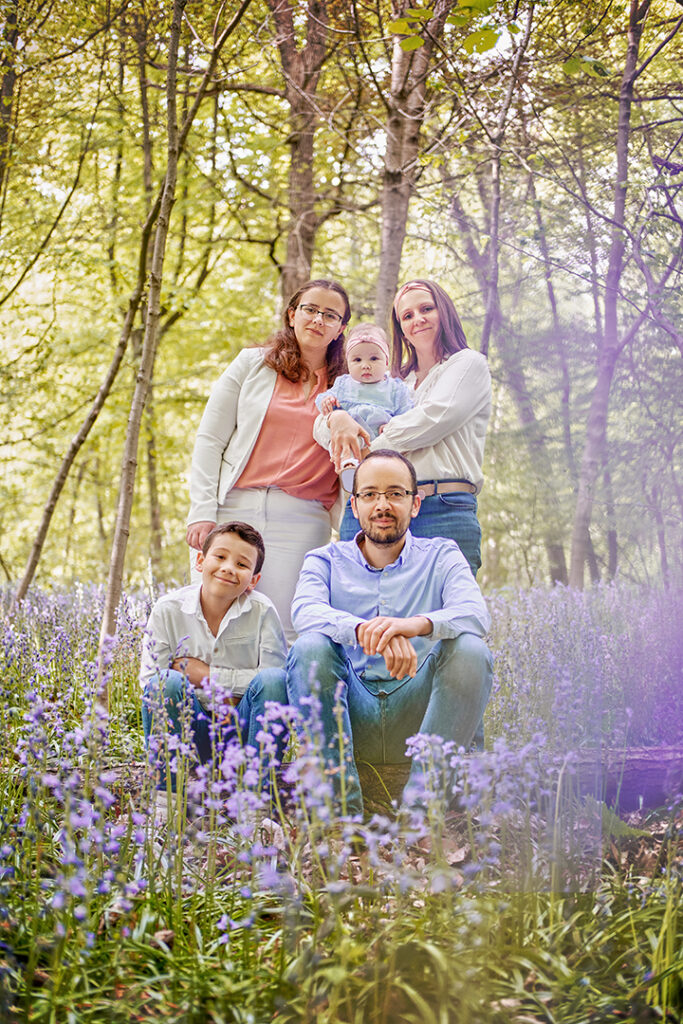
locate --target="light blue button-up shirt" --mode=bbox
[291,531,490,681]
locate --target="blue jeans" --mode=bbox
[142,667,288,791]
[340,492,481,577]
[286,632,493,816]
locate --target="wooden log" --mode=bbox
[356,746,683,814]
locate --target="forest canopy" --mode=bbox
[1,0,681,596]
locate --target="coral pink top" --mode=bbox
[234,369,339,510]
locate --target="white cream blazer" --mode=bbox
[188,347,343,526]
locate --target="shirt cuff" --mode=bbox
[209,665,254,698]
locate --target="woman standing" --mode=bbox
[319,279,491,576]
[186,279,350,640]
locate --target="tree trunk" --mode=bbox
[64,458,90,563]
[651,485,670,587]
[99,0,187,662]
[0,0,18,217]
[569,0,651,588]
[603,462,618,579]
[98,0,253,670]
[12,279,151,605]
[479,3,535,357]
[145,389,163,584]
[268,0,330,301]
[375,0,455,326]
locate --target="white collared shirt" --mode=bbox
[139,583,287,706]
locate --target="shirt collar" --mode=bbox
[180,584,253,628]
[351,529,414,571]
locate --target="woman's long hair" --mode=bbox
[390,279,468,379]
[263,279,351,383]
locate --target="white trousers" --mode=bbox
[191,487,332,643]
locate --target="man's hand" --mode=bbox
[380,634,417,679]
[172,656,211,686]
[186,520,216,550]
[356,616,433,679]
[328,410,371,472]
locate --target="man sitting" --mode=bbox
[140,521,288,803]
[286,451,492,816]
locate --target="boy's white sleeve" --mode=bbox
[139,603,174,692]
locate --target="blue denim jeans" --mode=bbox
[286,632,493,816]
[142,667,288,791]
[340,491,481,576]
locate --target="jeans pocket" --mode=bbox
[438,493,475,509]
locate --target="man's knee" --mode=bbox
[288,631,337,664]
[456,632,493,669]
[287,632,348,697]
[438,634,493,689]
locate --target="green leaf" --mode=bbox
[562,56,582,76]
[459,0,497,10]
[400,35,425,50]
[462,28,500,54]
[447,12,471,25]
[582,57,610,78]
[405,7,433,17]
[509,22,521,34]
[387,18,413,33]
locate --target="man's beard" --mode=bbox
[361,514,409,546]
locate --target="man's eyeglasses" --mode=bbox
[298,303,343,326]
[354,488,416,503]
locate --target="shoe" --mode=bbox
[340,458,359,492]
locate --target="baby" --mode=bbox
[315,323,414,489]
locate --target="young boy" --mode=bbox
[315,324,414,489]
[140,522,288,799]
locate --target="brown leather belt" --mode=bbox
[417,479,476,498]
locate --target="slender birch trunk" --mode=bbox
[98,0,186,661]
[98,0,254,675]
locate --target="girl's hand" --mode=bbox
[328,410,370,472]
[319,395,339,416]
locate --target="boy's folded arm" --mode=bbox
[207,605,287,695]
[171,656,211,686]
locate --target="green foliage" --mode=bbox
[563,54,612,77]
[1,0,681,597]
[462,26,501,53]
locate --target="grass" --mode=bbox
[0,580,681,1022]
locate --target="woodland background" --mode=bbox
[2,0,682,611]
